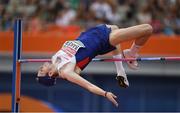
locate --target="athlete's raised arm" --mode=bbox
[59,62,118,107]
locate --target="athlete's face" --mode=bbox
[38,62,59,78]
[38,62,51,77]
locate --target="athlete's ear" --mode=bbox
[48,71,53,77]
[48,67,59,78]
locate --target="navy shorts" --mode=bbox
[75,24,116,70]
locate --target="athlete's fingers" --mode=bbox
[108,92,117,98]
[112,93,117,98]
[110,96,118,107]
[107,93,118,107]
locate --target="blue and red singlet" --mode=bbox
[75,24,116,70]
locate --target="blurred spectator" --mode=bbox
[125,0,137,26]
[75,0,97,28]
[0,4,4,30]
[27,14,42,32]
[116,0,130,27]
[0,4,12,31]
[163,2,180,35]
[106,0,121,24]
[90,0,113,23]
[6,0,22,17]
[0,0,180,35]
[20,0,38,17]
[55,3,76,26]
[0,0,10,4]
[48,0,66,21]
[69,0,80,10]
[137,4,152,24]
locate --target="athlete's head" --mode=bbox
[38,62,60,76]
[38,62,51,76]
[37,62,58,86]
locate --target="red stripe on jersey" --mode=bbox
[76,57,90,69]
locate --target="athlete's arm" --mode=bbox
[59,63,118,107]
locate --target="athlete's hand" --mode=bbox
[105,92,118,107]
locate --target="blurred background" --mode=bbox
[0,0,180,112]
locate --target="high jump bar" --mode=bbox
[18,57,180,63]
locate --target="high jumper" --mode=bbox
[37,24,153,107]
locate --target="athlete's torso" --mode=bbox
[75,24,116,70]
[52,24,116,71]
